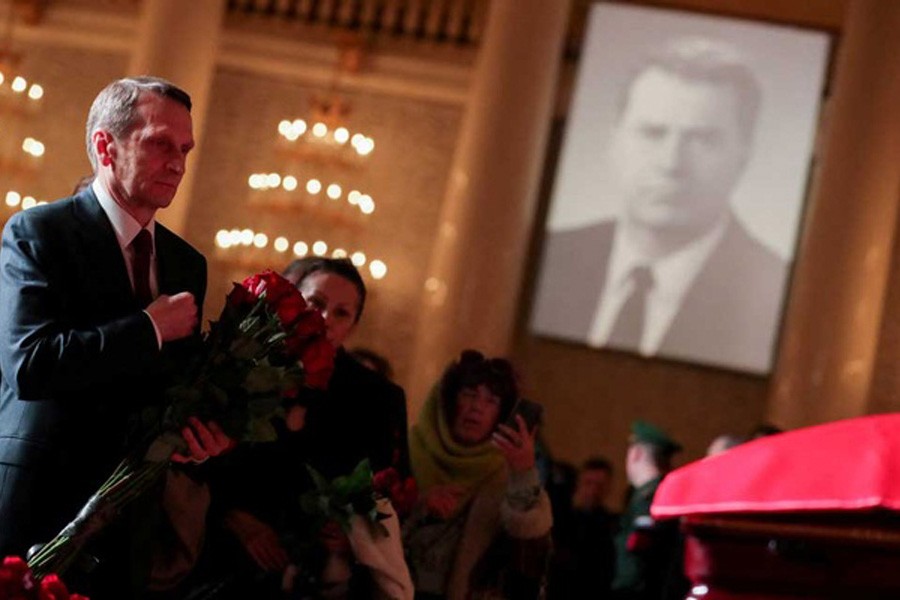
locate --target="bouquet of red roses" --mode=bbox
[27,271,335,580]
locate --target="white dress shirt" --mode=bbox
[92,179,162,347]
[588,218,727,355]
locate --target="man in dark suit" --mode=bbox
[0,77,207,558]
[531,38,788,373]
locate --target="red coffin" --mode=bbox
[650,414,900,599]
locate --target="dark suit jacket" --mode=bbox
[530,218,788,373]
[0,188,206,555]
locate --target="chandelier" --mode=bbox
[1,0,47,218]
[216,36,389,280]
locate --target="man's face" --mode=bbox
[612,68,751,235]
[573,467,611,510]
[105,92,194,217]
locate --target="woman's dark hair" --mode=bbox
[439,350,519,425]
[282,257,367,322]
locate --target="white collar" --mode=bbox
[610,216,728,304]
[91,179,156,250]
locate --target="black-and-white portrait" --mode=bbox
[530,4,831,374]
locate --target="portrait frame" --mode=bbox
[528,1,834,375]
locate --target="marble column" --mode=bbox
[767,0,900,427]
[405,0,571,416]
[128,0,227,236]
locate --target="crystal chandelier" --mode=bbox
[217,36,389,279]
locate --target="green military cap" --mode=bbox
[630,420,682,456]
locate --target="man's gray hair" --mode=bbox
[85,76,192,171]
[618,37,762,141]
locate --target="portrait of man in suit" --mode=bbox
[531,36,791,374]
[0,77,207,565]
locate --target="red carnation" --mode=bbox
[38,573,70,600]
[2,556,28,578]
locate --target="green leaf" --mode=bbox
[306,464,331,492]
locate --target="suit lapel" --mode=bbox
[72,189,137,309]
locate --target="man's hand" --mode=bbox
[492,414,537,474]
[225,509,290,573]
[171,417,234,464]
[146,291,198,342]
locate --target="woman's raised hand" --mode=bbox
[492,414,537,473]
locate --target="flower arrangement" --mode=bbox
[372,467,418,520]
[27,271,335,580]
[0,556,88,600]
[281,460,416,597]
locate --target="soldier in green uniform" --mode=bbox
[611,420,682,600]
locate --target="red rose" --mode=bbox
[299,337,336,389]
[283,312,327,360]
[226,282,257,309]
[373,467,400,493]
[274,289,308,328]
[292,309,327,339]
[38,573,70,600]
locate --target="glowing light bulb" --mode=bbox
[312,241,327,256]
[28,84,43,100]
[240,229,254,246]
[274,237,289,252]
[5,191,21,207]
[334,127,349,144]
[215,230,231,248]
[332,248,347,258]
[293,241,309,257]
[326,184,342,200]
[350,251,366,267]
[282,176,298,191]
[306,179,322,194]
[369,260,387,280]
[253,233,268,248]
[312,122,327,138]
[11,77,27,93]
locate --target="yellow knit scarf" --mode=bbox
[408,384,505,510]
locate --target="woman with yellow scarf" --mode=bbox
[403,351,553,599]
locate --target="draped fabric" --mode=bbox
[652,413,900,518]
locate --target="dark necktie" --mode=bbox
[606,265,653,350]
[131,229,153,308]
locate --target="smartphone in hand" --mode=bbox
[501,398,544,431]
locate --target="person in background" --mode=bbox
[209,257,411,598]
[612,421,684,600]
[547,457,617,599]
[706,433,748,457]
[403,350,553,599]
[349,346,395,381]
